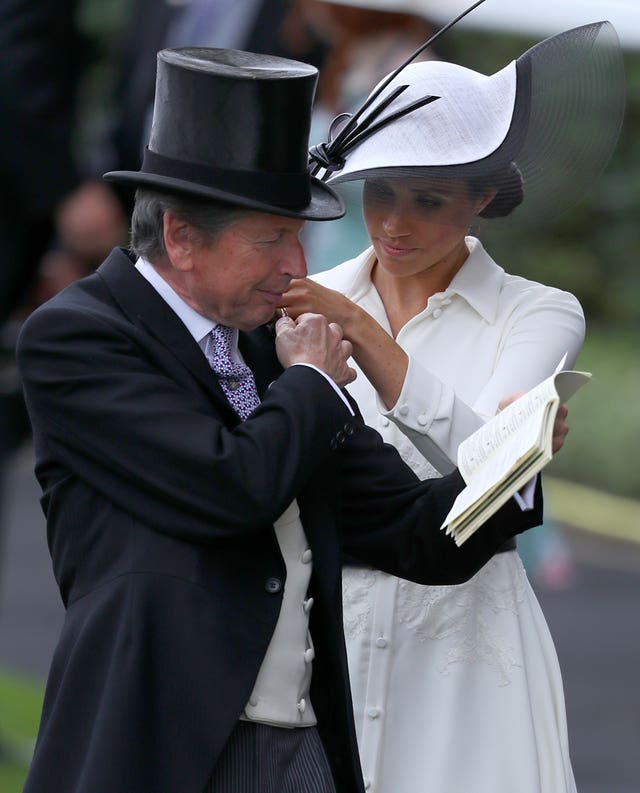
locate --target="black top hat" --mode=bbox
[104,48,344,221]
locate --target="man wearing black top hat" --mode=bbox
[16,48,546,793]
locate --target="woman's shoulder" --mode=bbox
[500,268,583,313]
[470,238,583,313]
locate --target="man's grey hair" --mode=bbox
[130,189,248,262]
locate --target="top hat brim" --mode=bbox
[104,169,345,221]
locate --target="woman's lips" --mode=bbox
[379,239,416,257]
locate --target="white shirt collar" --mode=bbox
[445,237,504,324]
[135,257,223,347]
[337,237,504,325]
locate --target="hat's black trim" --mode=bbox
[141,149,311,209]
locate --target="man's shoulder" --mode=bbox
[17,249,136,351]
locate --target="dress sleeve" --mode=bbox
[382,287,585,474]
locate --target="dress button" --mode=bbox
[417,413,428,426]
[301,549,313,564]
[398,405,409,416]
[367,707,380,719]
[264,577,282,593]
[432,308,442,319]
[375,637,388,649]
[303,597,314,613]
[297,699,306,714]
[304,647,315,663]
[380,416,389,427]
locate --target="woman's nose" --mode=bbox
[382,210,410,237]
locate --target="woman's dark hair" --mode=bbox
[469,162,524,219]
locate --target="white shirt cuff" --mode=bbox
[513,476,537,511]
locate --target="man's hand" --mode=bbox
[275,313,356,387]
[498,392,569,454]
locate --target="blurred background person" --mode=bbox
[297,0,437,270]
[281,20,624,793]
[0,0,94,608]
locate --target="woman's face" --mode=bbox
[362,177,489,281]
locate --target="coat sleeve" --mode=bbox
[17,302,355,542]
[337,419,543,585]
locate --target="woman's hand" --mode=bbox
[280,278,355,330]
[281,277,408,409]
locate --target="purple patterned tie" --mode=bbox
[204,325,260,420]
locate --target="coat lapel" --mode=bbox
[96,249,239,423]
[239,323,282,399]
[96,249,283,421]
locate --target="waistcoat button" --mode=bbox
[264,577,282,593]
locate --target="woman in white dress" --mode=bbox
[282,23,624,793]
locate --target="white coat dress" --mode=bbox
[314,237,583,793]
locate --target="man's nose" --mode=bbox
[285,238,307,279]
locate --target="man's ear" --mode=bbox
[163,211,194,272]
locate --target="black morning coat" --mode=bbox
[16,248,543,793]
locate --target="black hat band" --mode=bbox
[142,149,311,209]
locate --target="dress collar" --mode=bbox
[336,237,504,324]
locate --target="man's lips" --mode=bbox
[259,289,286,304]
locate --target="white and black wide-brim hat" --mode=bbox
[104,48,345,221]
[313,22,624,221]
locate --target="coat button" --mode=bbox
[301,549,313,564]
[330,438,338,451]
[336,430,345,443]
[344,422,354,435]
[264,577,282,593]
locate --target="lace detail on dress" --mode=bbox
[394,434,440,481]
[396,555,528,685]
[440,617,522,687]
[342,568,378,639]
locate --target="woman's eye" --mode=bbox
[416,196,442,209]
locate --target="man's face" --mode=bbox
[170,211,307,330]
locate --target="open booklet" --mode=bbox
[441,357,592,546]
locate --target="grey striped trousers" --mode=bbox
[204,722,337,793]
